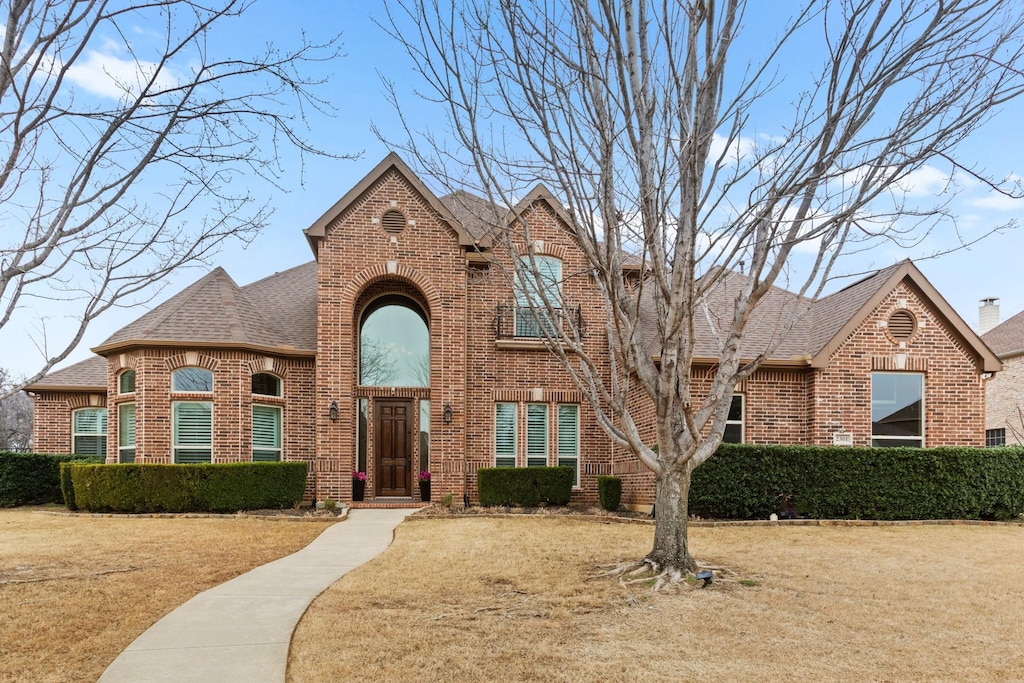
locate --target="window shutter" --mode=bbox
[74,408,107,435]
[118,403,136,463]
[557,404,579,486]
[119,370,136,394]
[494,403,517,467]
[174,402,212,463]
[526,403,548,467]
[252,405,281,462]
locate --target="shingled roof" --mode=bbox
[25,356,107,391]
[92,263,317,356]
[638,259,1000,371]
[981,308,1024,358]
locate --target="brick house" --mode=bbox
[27,153,1001,508]
[981,304,1024,446]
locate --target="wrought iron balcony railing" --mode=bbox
[494,303,583,340]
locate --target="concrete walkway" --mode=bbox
[99,508,413,683]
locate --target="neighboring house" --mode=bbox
[27,153,1001,508]
[981,302,1024,446]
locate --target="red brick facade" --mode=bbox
[29,155,996,507]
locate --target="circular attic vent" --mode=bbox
[888,310,916,340]
[381,209,406,235]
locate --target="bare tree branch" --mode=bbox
[1,0,353,392]
[383,0,1024,574]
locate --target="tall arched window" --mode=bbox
[359,295,429,387]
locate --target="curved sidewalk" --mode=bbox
[99,508,413,683]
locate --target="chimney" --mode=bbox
[979,297,1000,334]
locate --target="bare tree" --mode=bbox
[0,369,32,450]
[383,0,1024,579]
[1,0,351,393]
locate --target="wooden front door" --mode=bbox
[375,399,413,497]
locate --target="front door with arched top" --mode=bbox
[375,398,413,496]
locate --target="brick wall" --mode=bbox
[984,354,1023,444]
[614,277,989,509]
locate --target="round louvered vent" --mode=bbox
[381,209,406,235]
[888,310,916,340]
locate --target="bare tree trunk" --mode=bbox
[647,466,697,574]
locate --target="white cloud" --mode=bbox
[708,132,756,166]
[893,164,953,197]
[65,49,180,100]
[966,192,1024,211]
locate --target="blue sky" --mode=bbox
[9,1,1024,380]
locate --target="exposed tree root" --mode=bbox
[590,557,742,594]
[0,566,138,585]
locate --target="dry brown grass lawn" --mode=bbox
[289,517,1024,682]
[0,508,328,682]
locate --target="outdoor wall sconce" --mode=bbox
[328,400,339,422]
[443,403,453,425]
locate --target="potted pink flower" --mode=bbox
[418,471,431,502]
[352,471,367,502]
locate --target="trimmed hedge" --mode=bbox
[597,475,622,512]
[690,443,1024,520]
[69,462,308,513]
[0,452,105,507]
[478,467,574,507]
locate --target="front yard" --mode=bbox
[289,517,1024,682]
[0,509,327,682]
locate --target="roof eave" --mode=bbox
[24,384,106,393]
[91,339,317,358]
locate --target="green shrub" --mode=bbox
[597,475,622,512]
[477,467,574,507]
[71,462,308,513]
[0,452,104,507]
[689,444,1024,520]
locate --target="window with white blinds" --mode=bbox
[494,402,517,467]
[557,404,579,486]
[526,403,548,467]
[118,403,136,463]
[173,401,212,463]
[252,405,282,462]
[72,408,107,456]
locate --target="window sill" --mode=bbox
[494,339,574,352]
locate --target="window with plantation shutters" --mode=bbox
[494,402,517,467]
[526,403,548,467]
[118,403,136,463]
[72,408,107,456]
[252,405,282,462]
[557,404,579,486]
[173,401,212,463]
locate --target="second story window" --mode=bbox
[514,255,561,337]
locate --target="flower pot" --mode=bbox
[352,479,365,502]
[419,480,431,502]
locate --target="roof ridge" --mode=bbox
[129,267,230,342]
[240,260,316,292]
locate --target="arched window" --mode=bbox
[172,367,213,392]
[252,373,282,397]
[118,369,136,394]
[359,295,429,387]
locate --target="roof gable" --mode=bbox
[303,152,486,251]
[808,260,1001,372]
